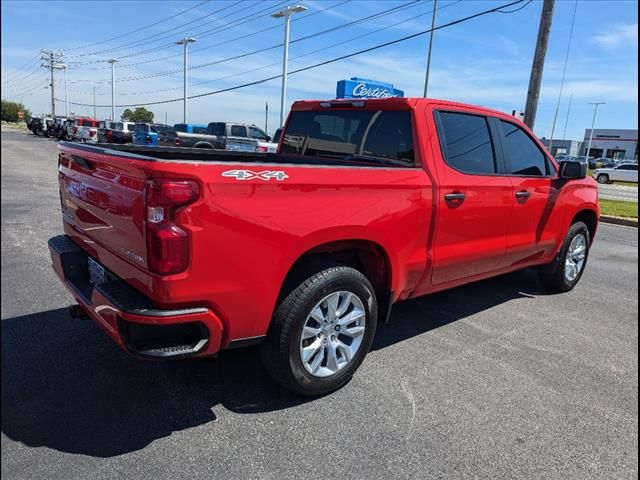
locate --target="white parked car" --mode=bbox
[592,163,638,184]
[73,118,100,143]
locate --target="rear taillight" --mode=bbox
[256,145,268,153]
[175,138,181,146]
[145,135,152,144]
[89,130,96,137]
[107,130,113,139]
[145,179,199,275]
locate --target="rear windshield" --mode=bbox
[280,110,415,166]
[135,124,149,132]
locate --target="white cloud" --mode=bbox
[592,23,638,48]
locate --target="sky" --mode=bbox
[1,0,638,139]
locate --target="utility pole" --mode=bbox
[523,0,555,129]
[41,50,63,117]
[561,93,572,146]
[177,37,197,124]
[108,59,118,121]
[272,5,308,127]
[423,0,438,97]
[585,102,605,158]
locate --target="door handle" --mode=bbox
[444,192,466,204]
[515,190,531,200]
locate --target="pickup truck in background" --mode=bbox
[49,97,598,396]
[97,121,136,144]
[160,121,278,152]
[131,123,171,146]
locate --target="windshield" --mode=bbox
[135,124,149,132]
[280,110,415,166]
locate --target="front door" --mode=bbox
[428,110,512,286]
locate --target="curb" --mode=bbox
[600,215,638,228]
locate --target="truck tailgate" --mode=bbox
[58,144,148,269]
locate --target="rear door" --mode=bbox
[429,109,512,285]
[495,119,558,265]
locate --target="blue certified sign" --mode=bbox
[336,77,404,99]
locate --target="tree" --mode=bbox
[121,107,154,123]
[1,99,31,123]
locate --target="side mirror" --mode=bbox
[559,160,587,180]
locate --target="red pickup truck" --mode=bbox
[49,97,598,395]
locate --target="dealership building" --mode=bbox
[539,138,583,157]
[582,129,638,160]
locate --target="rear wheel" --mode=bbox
[261,266,377,396]
[538,222,590,292]
[596,174,609,184]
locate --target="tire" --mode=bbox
[597,174,609,184]
[538,221,590,292]
[261,266,378,396]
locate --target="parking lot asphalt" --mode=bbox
[1,127,638,480]
[598,183,639,203]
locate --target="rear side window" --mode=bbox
[231,125,247,137]
[499,120,548,176]
[126,124,136,131]
[618,164,637,171]
[208,123,225,136]
[280,110,414,166]
[437,111,497,174]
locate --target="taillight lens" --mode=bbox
[145,135,152,144]
[256,145,268,153]
[89,130,96,137]
[146,179,199,275]
[175,138,181,146]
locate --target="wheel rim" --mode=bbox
[565,233,587,282]
[597,175,608,184]
[299,291,366,378]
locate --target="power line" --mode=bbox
[1,52,41,80]
[73,0,460,98]
[67,0,286,62]
[75,0,423,83]
[59,0,212,52]
[58,0,529,109]
[78,0,352,72]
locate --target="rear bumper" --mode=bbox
[48,235,223,359]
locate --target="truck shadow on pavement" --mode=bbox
[1,268,553,458]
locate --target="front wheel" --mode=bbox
[597,174,610,184]
[261,266,377,396]
[538,222,590,292]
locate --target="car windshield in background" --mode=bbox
[280,110,415,166]
[193,126,208,134]
[151,125,170,133]
[135,124,149,132]
[174,124,188,132]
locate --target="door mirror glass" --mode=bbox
[559,160,587,180]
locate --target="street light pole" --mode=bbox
[108,59,118,121]
[423,0,438,97]
[585,102,605,159]
[93,85,97,119]
[177,36,197,124]
[63,65,69,117]
[272,4,308,127]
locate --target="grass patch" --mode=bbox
[599,199,638,218]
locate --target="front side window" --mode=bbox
[280,110,414,166]
[249,126,268,140]
[500,120,548,176]
[437,111,496,174]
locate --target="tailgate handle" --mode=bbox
[71,155,94,170]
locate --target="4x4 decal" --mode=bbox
[222,170,289,181]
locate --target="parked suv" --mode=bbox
[592,163,638,184]
[50,97,598,396]
[132,123,171,146]
[97,121,136,144]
